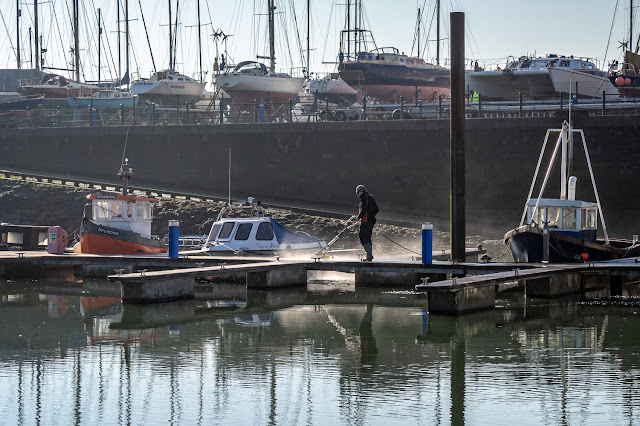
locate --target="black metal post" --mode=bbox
[289,99,293,122]
[362,95,367,120]
[152,102,156,126]
[450,12,466,263]
[438,94,442,119]
[326,100,330,121]
[400,96,404,119]
[478,94,482,114]
[560,92,564,110]
[602,91,606,115]
[254,100,258,123]
[219,93,224,124]
[186,102,190,124]
[519,92,523,117]
[120,104,124,126]
[542,221,549,262]
[176,103,179,125]
[575,81,579,104]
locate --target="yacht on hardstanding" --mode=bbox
[214,61,304,105]
[130,69,205,105]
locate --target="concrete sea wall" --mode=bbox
[1,113,639,238]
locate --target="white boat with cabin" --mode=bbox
[130,69,205,105]
[201,198,326,255]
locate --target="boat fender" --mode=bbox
[579,252,588,261]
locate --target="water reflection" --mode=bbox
[0,279,639,425]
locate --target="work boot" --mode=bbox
[363,243,373,261]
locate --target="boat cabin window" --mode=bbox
[135,202,152,220]
[582,208,597,230]
[218,222,236,239]
[94,200,110,219]
[235,223,253,241]
[529,60,548,69]
[255,222,274,240]
[562,208,577,229]
[208,224,221,241]
[405,59,414,65]
[520,59,532,69]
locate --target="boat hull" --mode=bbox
[339,61,450,102]
[609,75,640,98]
[77,220,167,255]
[465,69,555,99]
[130,81,205,105]
[548,68,618,99]
[214,74,304,105]
[67,96,139,109]
[506,227,640,262]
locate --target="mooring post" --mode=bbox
[422,223,433,264]
[289,99,293,122]
[438,94,442,119]
[450,12,466,263]
[168,220,179,259]
[542,221,549,262]
[185,102,190,124]
[400,96,404,119]
[120,103,124,125]
[219,93,224,124]
[362,95,367,120]
[519,92,523,117]
[602,90,606,115]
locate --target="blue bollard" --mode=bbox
[421,222,433,264]
[259,104,265,122]
[168,220,179,258]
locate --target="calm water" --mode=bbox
[1,278,639,425]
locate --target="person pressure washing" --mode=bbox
[355,184,379,261]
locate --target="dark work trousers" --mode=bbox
[359,220,375,246]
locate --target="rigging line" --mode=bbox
[138,0,157,73]
[50,0,70,73]
[0,10,16,62]
[288,0,304,70]
[603,0,620,66]
[319,0,335,67]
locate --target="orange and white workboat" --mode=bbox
[74,160,167,255]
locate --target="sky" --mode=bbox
[0,0,633,87]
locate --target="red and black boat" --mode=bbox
[73,160,167,255]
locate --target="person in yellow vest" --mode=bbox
[470,90,479,103]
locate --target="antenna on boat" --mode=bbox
[118,129,133,195]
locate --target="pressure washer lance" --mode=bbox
[311,215,358,260]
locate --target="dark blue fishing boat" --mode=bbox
[504,121,640,263]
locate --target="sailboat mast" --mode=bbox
[126,0,130,87]
[417,7,420,57]
[347,0,350,59]
[117,0,121,83]
[197,0,203,81]
[306,0,310,76]
[16,0,21,69]
[354,0,358,54]
[436,0,440,65]
[73,0,80,81]
[98,8,102,85]
[169,0,173,70]
[268,0,275,72]
[34,0,39,70]
[631,0,634,51]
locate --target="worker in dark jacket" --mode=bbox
[355,184,379,261]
